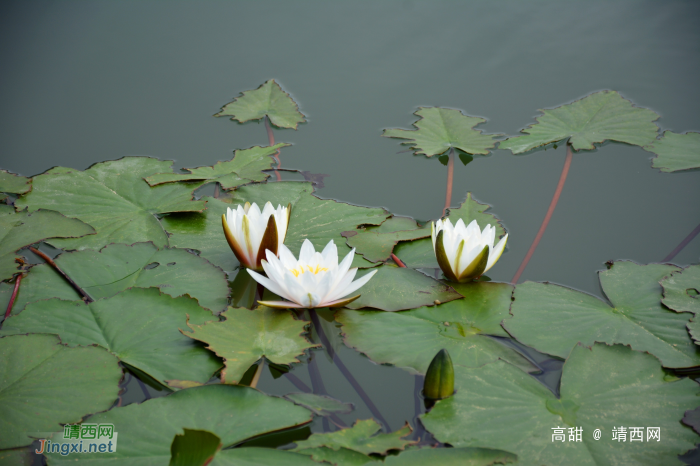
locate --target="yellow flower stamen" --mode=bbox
[290,264,329,277]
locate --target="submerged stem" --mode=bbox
[663,222,700,262]
[264,115,282,182]
[29,247,94,302]
[249,359,265,389]
[511,142,573,284]
[442,147,455,217]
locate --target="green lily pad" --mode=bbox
[0,209,95,281]
[504,261,700,368]
[16,158,206,250]
[343,217,431,263]
[4,242,229,315]
[297,446,378,466]
[0,288,221,386]
[293,419,415,456]
[344,265,462,312]
[0,334,121,450]
[646,131,700,172]
[162,182,388,272]
[45,384,313,465]
[499,90,659,154]
[146,144,290,189]
[211,448,323,466]
[421,343,699,466]
[0,170,30,195]
[214,79,306,129]
[661,265,700,315]
[0,448,32,466]
[383,107,500,157]
[381,447,518,466]
[338,282,533,373]
[283,392,354,417]
[393,193,506,269]
[185,307,319,384]
[170,429,221,466]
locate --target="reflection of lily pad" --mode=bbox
[383,107,500,157]
[5,243,229,314]
[162,182,388,272]
[344,217,431,263]
[505,261,700,368]
[0,209,95,281]
[185,307,319,384]
[0,170,30,195]
[499,90,659,154]
[16,158,206,250]
[46,384,313,465]
[393,193,505,269]
[422,343,699,466]
[215,79,306,129]
[645,131,700,172]
[145,144,290,189]
[0,334,121,450]
[284,392,354,417]
[293,419,415,456]
[0,288,221,386]
[661,265,700,315]
[339,282,533,373]
[344,266,462,312]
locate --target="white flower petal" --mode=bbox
[247,269,290,300]
[484,234,508,273]
[334,269,378,299]
[299,239,316,263]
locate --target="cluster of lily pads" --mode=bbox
[0,79,698,466]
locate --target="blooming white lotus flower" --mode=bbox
[222,201,290,271]
[432,218,508,282]
[247,239,378,309]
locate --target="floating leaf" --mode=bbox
[162,182,388,272]
[210,448,323,466]
[4,243,229,315]
[338,282,534,374]
[170,429,221,466]
[284,393,354,417]
[0,448,32,466]
[504,261,700,368]
[0,209,95,281]
[661,265,700,316]
[215,79,306,129]
[383,107,500,157]
[16,157,206,250]
[0,334,121,449]
[45,384,313,465]
[293,419,415,456]
[185,307,318,384]
[646,131,700,172]
[382,447,517,466]
[421,343,699,466]
[393,193,505,269]
[0,170,30,195]
[499,90,659,154]
[146,144,290,188]
[344,265,461,312]
[343,217,431,263]
[1,288,221,386]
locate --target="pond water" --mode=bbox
[1,1,699,464]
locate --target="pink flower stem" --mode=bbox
[390,253,406,268]
[663,222,700,262]
[30,246,94,302]
[264,116,282,182]
[511,142,573,284]
[2,273,22,327]
[442,148,455,217]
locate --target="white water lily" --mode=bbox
[432,218,508,282]
[247,239,378,309]
[222,201,290,271]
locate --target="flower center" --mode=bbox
[290,264,329,277]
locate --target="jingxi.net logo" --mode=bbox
[34,423,118,457]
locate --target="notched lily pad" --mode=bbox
[145,144,291,189]
[504,261,700,368]
[645,131,700,172]
[185,306,319,384]
[283,392,354,417]
[421,343,700,466]
[15,157,206,250]
[381,447,518,466]
[383,107,500,157]
[0,334,121,450]
[215,79,306,129]
[0,209,95,281]
[338,282,534,374]
[499,90,660,154]
[344,265,462,312]
[0,288,221,386]
[4,242,229,315]
[45,384,313,465]
[0,170,30,195]
[661,264,700,316]
[343,216,431,263]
